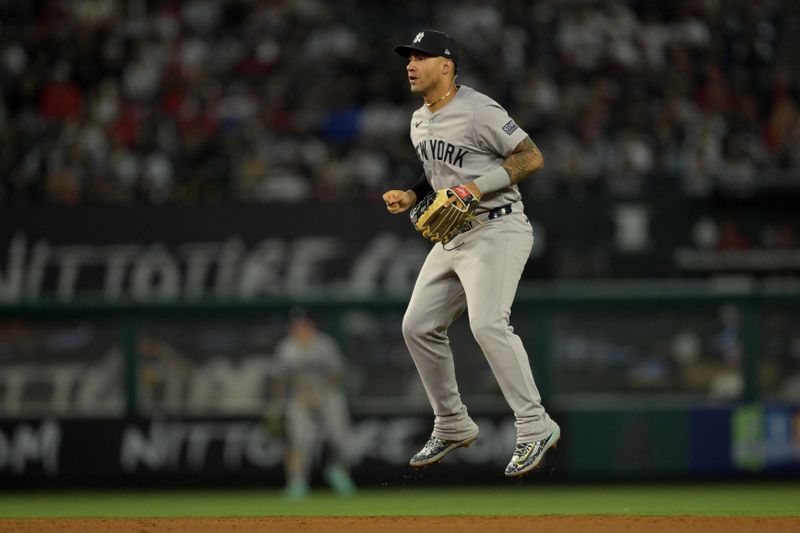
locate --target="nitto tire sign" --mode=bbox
[119,420,284,472]
[118,417,517,474]
[0,204,429,302]
[0,416,519,487]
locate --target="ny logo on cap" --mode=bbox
[413,32,424,44]
[444,48,451,55]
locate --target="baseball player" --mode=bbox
[382,30,560,477]
[273,309,356,497]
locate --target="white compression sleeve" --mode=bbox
[472,166,511,194]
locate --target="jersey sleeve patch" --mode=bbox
[502,119,519,136]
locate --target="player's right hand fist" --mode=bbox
[382,189,417,214]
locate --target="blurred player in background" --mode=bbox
[271,308,356,498]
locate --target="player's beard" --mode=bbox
[408,77,426,95]
[408,67,435,95]
[412,76,442,100]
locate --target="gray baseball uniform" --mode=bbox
[275,330,352,487]
[402,84,556,444]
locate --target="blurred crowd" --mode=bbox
[0,0,798,206]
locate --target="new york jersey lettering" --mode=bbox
[415,140,468,167]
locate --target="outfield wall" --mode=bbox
[1,404,798,488]
[1,286,799,487]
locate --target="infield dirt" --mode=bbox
[1,516,799,532]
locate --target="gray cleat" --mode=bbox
[504,424,561,477]
[409,433,479,468]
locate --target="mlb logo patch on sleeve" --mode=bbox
[502,120,519,135]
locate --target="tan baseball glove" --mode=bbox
[409,184,479,244]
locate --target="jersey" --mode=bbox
[275,332,344,406]
[409,85,529,210]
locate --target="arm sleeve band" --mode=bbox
[473,166,511,194]
[409,172,433,204]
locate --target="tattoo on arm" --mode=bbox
[501,137,544,184]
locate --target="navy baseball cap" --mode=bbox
[395,30,460,66]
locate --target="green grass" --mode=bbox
[0,485,798,518]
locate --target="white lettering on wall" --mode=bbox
[0,420,61,476]
[0,233,428,303]
[119,420,282,472]
[117,416,517,473]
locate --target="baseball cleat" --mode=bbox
[409,433,479,468]
[504,424,561,478]
[324,464,356,496]
[283,480,310,499]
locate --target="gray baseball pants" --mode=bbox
[402,208,555,444]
